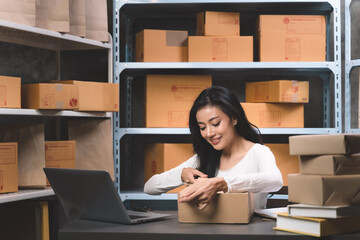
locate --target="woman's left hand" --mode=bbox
[178,177,227,210]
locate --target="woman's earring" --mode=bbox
[233,121,237,126]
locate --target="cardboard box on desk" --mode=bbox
[0,75,21,108]
[136,29,188,62]
[258,15,326,62]
[45,141,76,185]
[145,143,194,193]
[300,155,360,175]
[56,80,119,112]
[146,75,212,128]
[288,174,360,206]
[21,83,79,110]
[246,80,309,103]
[178,192,254,224]
[289,134,360,156]
[0,142,18,193]
[196,11,240,36]
[241,103,304,128]
[188,36,253,62]
[265,144,299,186]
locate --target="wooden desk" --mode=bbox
[59,211,360,240]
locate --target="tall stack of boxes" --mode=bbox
[188,11,253,62]
[288,134,360,206]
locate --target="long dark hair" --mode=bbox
[189,86,262,177]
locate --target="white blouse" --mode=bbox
[144,143,283,210]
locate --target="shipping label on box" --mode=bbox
[241,103,304,128]
[145,143,194,193]
[178,192,254,223]
[146,75,212,127]
[57,80,119,112]
[300,155,360,175]
[22,83,79,110]
[289,134,360,156]
[246,80,309,103]
[136,29,188,62]
[258,15,326,62]
[0,75,21,108]
[197,11,240,36]
[265,144,299,186]
[189,36,253,62]
[288,174,360,206]
[0,142,18,193]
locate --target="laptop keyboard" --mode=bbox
[129,215,149,220]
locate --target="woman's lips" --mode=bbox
[210,136,221,145]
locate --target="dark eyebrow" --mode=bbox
[197,116,220,125]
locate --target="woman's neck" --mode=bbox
[220,136,254,170]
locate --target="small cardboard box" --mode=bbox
[196,11,240,36]
[145,143,194,193]
[241,103,304,128]
[246,80,309,103]
[146,75,212,127]
[289,134,360,156]
[136,29,188,62]
[45,141,76,185]
[178,192,254,224]
[56,80,119,112]
[299,155,360,175]
[258,15,326,62]
[288,174,360,206]
[0,142,18,193]
[265,144,299,186]
[0,75,21,108]
[188,36,253,62]
[21,83,79,110]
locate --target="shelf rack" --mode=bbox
[345,0,360,133]
[113,0,342,198]
[0,19,114,203]
[0,188,54,204]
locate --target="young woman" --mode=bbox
[144,86,283,210]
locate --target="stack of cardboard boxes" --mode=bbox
[273,134,360,236]
[288,134,360,206]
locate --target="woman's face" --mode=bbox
[196,105,237,151]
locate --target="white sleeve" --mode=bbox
[223,146,283,193]
[144,155,199,195]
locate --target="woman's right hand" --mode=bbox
[181,168,207,185]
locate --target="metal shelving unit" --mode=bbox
[345,0,360,133]
[0,19,114,203]
[114,0,342,199]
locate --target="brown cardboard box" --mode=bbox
[57,81,119,112]
[45,141,76,185]
[299,155,360,175]
[196,11,240,36]
[246,80,309,103]
[288,174,360,206]
[178,192,254,223]
[0,0,35,26]
[145,143,194,193]
[258,15,326,62]
[136,29,188,62]
[188,36,253,62]
[0,75,21,108]
[265,144,299,186]
[0,142,18,193]
[146,75,212,127]
[241,103,304,128]
[289,134,360,156]
[21,83,79,110]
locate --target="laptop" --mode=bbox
[43,168,172,224]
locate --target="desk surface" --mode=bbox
[59,211,360,240]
